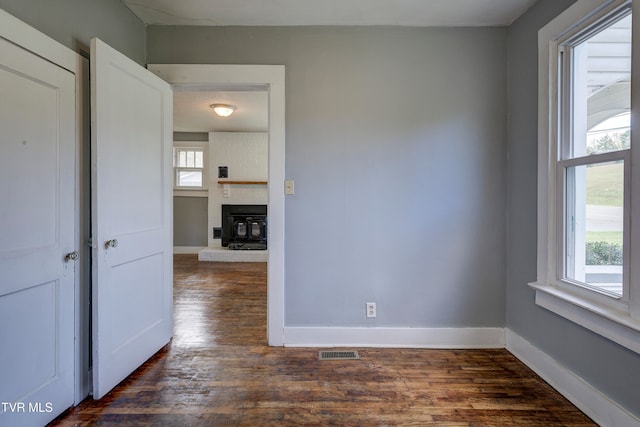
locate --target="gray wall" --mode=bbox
[174,197,208,247]
[0,0,145,64]
[173,133,208,247]
[148,26,507,327]
[507,0,640,418]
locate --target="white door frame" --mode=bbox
[148,64,285,346]
[0,9,90,403]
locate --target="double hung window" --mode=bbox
[559,9,631,298]
[174,146,205,189]
[534,0,640,354]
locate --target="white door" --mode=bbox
[91,38,173,399]
[0,37,76,426]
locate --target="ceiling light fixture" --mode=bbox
[210,103,237,117]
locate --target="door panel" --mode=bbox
[0,35,75,426]
[1,282,57,396]
[101,68,164,235]
[108,254,164,349]
[91,38,173,400]
[0,67,58,253]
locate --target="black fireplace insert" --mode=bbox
[221,204,267,250]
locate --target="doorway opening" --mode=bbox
[172,86,269,258]
[149,64,285,346]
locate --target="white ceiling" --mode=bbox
[144,0,539,132]
[123,0,538,27]
[174,90,268,133]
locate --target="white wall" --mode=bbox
[208,131,268,247]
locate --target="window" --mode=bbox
[559,11,631,298]
[174,146,206,189]
[533,0,640,354]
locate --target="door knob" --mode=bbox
[105,239,119,248]
[64,251,79,262]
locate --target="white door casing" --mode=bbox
[0,32,76,426]
[91,38,173,399]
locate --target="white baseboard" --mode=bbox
[506,329,640,427]
[173,246,206,254]
[283,326,505,348]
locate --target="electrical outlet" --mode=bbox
[366,302,376,318]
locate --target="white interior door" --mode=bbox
[0,36,76,426]
[91,38,173,399]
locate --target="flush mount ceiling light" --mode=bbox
[210,103,237,117]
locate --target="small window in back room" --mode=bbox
[174,147,204,188]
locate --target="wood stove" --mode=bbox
[221,204,267,250]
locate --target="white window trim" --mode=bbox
[173,140,208,196]
[531,0,640,354]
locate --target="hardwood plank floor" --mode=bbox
[50,255,595,426]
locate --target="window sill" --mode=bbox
[173,189,208,197]
[529,281,640,354]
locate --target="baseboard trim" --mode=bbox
[283,326,505,348]
[506,329,640,426]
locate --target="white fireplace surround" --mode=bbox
[207,131,268,251]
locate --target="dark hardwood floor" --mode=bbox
[50,255,595,426]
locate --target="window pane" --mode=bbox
[587,113,630,155]
[186,151,195,168]
[177,170,202,187]
[568,13,631,158]
[565,161,623,296]
[195,151,203,168]
[178,151,187,167]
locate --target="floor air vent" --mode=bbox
[318,350,360,360]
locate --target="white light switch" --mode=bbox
[285,179,295,195]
